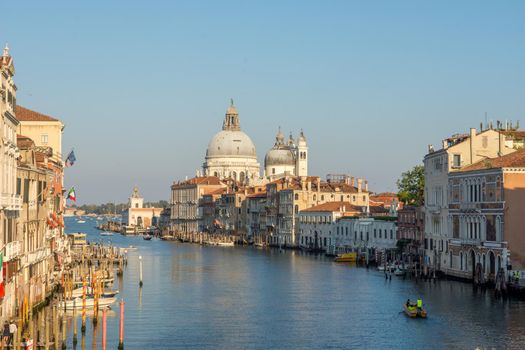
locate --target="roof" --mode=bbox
[501,130,525,139]
[202,188,226,196]
[173,176,224,187]
[16,105,59,122]
[268,176,365,193]
[460,149,525,171]
[247,192,267,199]
[17,135,34,149]
[301,201,362,213]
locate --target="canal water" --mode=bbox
[64,217,525,349]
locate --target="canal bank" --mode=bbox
[64,217,525,349]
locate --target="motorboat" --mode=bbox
[394,267,406,276]
[59,296,116,310]
[100,231,113,236]
[334,252,357,263]
[403,303,427,318]
[126,245,138,251]
[77,220,86,224]
[71,287,119,299]
[217,241,234,247]
[143,235,153,241]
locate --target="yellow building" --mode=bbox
[16,105,65,163]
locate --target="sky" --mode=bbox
[2,0,524,204]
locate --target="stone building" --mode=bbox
[0,44,22,318]
[423,127,517,272]
[122,187,163,229]
[397,205,425,255]
[298,202,397,257]
[266,174,370,247]
[170,176,226,233]
[202,101,260,183]
[264,128,308,180]
[445,149,525,282]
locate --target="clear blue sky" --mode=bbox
[3,1,524,204]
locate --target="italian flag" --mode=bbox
[67,187,76,202]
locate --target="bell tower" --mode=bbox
[296,130,308,177]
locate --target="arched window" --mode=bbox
[313,194,317,201]
[294,205,299,214]
[295,193,299,200]
[239,172,245,183]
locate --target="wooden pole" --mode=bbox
[102,308,107,350]
[81,276,86,334]
[73,298,78,346]
[118,300,124,350]
[93,273,98,325]
[139,256,143,287]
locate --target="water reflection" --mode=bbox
[62,218,525,349]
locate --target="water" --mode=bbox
[64,217,525,349]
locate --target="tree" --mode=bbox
[397,165,424,205]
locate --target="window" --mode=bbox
[321,195,324,201]
[294,205,299,214]
[41,134,48,144]
[295,193,299,200]
[453,154,461,168]
[272,168,275,174]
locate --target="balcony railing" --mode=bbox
[0,193,22,211]
[4,241,21,261]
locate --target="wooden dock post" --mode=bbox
[73,298,78,346]
[102,308,107,350]
[81,276,87,334]
[139,256,143,287]
[118,300,125,350]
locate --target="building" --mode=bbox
[122,187,163,229]
[266,174,370,247]
[445,149,525,283]
[202,101,260,183]
[264,128,308,180]
[397,205,425,255]
[0,44,22,318]
[170,176,226,233]
[246,190,267,242]
[423,127,517,273]
[298,202,397,259]
[369,192,402,214]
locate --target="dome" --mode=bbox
[265,147,296,167]
[206,130,257,159]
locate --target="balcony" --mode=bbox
[0,193,22,211]
[4,241,20,261]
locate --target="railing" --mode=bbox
[4,241,20,261]
[0,193,22,211]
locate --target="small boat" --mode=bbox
[143,235,153,241]
[126,245,138,251]
[394,267,406,276]
[377,265,385,271]
[59,296,116,310]
[217,241,234,247]
[100,231,113,236]
[403,303,427,318]
[334,252,357,263]
[160,235,175,241]
[71,287,119,299]
[77,220,86,224]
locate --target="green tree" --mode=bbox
[397,165,424,205]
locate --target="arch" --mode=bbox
[470,250,476,276]
[239,171,245,183]
[137,216,143,228]
[232,171,237,180]
[489,251,496,276]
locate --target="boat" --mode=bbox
[254,242,265,248]
[100,231,113,236]
[77,220,86,224]
[394,267,406,276]
[143,235,153,241]
[59,296,116,310]
[217,241,234,247]
[160,235,175,241]
[403,303,427,318]
[334,252,357,263]
[377,265,385,272]
[71,287,119,299]
[125,245,138,251]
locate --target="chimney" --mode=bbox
[351,177,355,187]
[365,180,368,192]
[442,140,448,149]
[345,175,351,185]
[301,176,306,190]
[469,128,476,164]
[357,178,362,193]
[498,131,505,156]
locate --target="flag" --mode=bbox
[66,187,76,202]
[65,150,76,167]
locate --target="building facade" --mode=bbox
[122,187,163,228]
[423,127,516,272]
[445,149,525,283]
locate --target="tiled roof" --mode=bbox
[301,201,362,213]
[268,176,364,193]
[247,192,266,199]
[501,130,525,138]
[17,135,34,149]
[16,106,59,122]
[460,149,525,171]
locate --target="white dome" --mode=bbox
[206,130,257,159]
[265,147,296,167]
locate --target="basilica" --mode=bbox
[202,101,308,182]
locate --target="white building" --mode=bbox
[298,202,397,255]
[202,101,260,183]
[122,187,162,229]
[264,128,308,180]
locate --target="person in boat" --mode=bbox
[406,299,411,307]
[417,299,423,310]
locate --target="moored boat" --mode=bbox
[334,252,357,263]
[59,296,116,310]
[217,241,234,247]
[100,231,113,236]
[143,235,153,241]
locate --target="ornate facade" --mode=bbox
[264,128,308,180]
